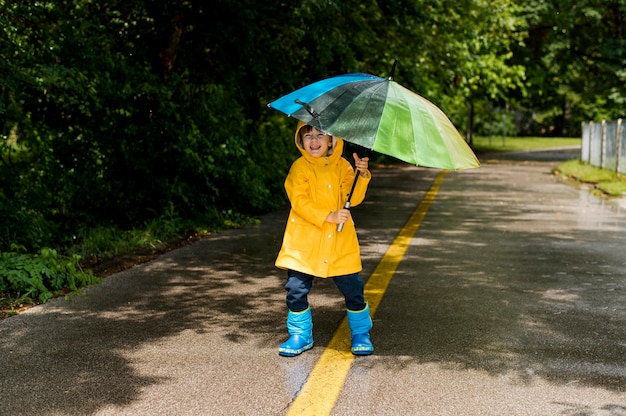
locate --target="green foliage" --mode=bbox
[0,247,100,304]
[0,0,294,253]
[512,0,626,135]
[0,199,57,252]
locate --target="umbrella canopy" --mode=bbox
[268,72,480,170]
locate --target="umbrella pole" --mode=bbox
[337,148,368,232]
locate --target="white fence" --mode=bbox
[581,119,626,175]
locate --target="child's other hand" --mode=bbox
[326,209,351,224]
[353,153,369,177]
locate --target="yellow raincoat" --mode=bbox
[275,121,371,278]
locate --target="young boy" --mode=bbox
[275,121,373,357]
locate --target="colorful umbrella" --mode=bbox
[267,68,480,170]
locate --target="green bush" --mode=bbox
[0,198,57,252]
[0,247,100,304]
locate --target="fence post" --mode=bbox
[585,118,624,173]
[590,121,595,165]
[617,119,623,175]
[601,120,606,169]
[581,121,590,163]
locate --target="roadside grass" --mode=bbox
[554,159,626,197]
[69,208,260,271]
[475,135,626,198]
[1,210,259,318]
[472,136,581,152]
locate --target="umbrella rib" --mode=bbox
[407,87,455,168]
[340,81,387,146]
[320,81,388,149]
[294,80,385,139]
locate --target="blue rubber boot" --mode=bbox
[346,303,374,355]
[278,307,314,357]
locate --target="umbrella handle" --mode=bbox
[337,174,359,232]
[336,201,351,232]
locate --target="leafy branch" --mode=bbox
[0,247,100,304]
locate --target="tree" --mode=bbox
[513,0,626,135]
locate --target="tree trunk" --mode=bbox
[466,101,474,145]
[613,1,624,39]
[160,13,185,81]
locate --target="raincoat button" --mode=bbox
[327,234,332,238]
[324,260,328,264]
[328,184,332,188]
[291,218,295,222]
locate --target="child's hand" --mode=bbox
[326,209,351,224]
[353,153,369,177]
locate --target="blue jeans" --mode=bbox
[285,269,366,312]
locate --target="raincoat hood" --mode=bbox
[294,120,344,165]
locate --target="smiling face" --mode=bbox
[300,127,332,158]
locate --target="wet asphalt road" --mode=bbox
[1,147,625,415]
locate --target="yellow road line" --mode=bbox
[286,170,449,416]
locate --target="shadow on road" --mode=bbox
[366,154,626,394]
[0,211,290,415]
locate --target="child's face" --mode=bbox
[302,128,332,158]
